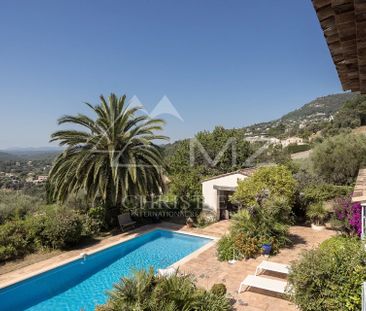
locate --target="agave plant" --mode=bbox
[48,93,167,221]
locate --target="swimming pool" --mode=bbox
[0,229,212,311]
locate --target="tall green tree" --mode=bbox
[231,165,297,208]
[165,126,253,198]
[48,93,167,221]
[311,133,366,184]
[332,95,366,129]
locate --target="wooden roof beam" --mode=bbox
[313,0,366,93]
[355,1,366,93]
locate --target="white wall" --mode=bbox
[280,137,304,147]
[202,173,248,220]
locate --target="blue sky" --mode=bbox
[0,0,342,149]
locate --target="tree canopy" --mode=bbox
[332,95,366,129]
[166,126,253,198]
[48,93,167,214]
[231,165,297,208]
[311,133,366,185]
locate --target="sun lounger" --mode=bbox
[238,275,288,294]
[255,260,290,276]
[118,213,136,232]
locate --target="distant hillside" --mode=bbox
[281,93,357,121]
[0,147,62,161]
[0,151,21,161]
[161,92,360,157]
[17,151,60,161]
[1,93,359,163]
[244,93,357,138]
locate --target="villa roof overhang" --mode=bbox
[312,0,366,94]
[352,168,366,203]
[213,185,237,192]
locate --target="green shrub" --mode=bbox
[302,183,352,204]
[231,165,297,208]
[306,202,329,225]
[0,190,43,224]
[262,196,294,225]
[218,230,262,261]
[25,206,84,249]
[0,220,30,261]
[96,268,232,311]
[24,213,48,249]
[63,195,107,233]
[319,235,350,251]
[217,234,241,261]
[233,233,260,259]
[288,236,366,311]
[0,202,101,262]
[217,207,290,261]
[311,133,366,185]
[78,206,106,237]
[223,165,295,261]
[210,283,227,296]
[286,144,311,154]
[196,210,216,227]
[42,209,82,248]
[234,207,289,253]
[198,291,231,310]
[80,214,101,237]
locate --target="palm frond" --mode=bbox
[49,92,168,213]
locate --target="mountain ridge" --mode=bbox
[0,92,358,161]
[243,92,357,137]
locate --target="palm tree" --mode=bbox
[48,93,168,223]
[96,268,232,311]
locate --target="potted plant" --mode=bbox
[186,217,194,228]
[261,239,272,256]
[306,202,328,231]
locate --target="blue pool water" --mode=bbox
[0,229,211,311]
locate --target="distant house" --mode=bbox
[299,123,306,129]
[34,175,48,184]
[245,136,262,143]
[25,176,34,183]
[245,136,280,144]
[201,168,256,221]
[268,137,281,144]
[280,137,304,147]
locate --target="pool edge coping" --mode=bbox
[157,227,218,270]
[0,226,217,290]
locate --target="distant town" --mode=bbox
[0,157,53,190]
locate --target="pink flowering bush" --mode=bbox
[334,196,362,237]
[349,203,362,236]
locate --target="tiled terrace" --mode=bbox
[0,220,335,311]
[179,223,335,311]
